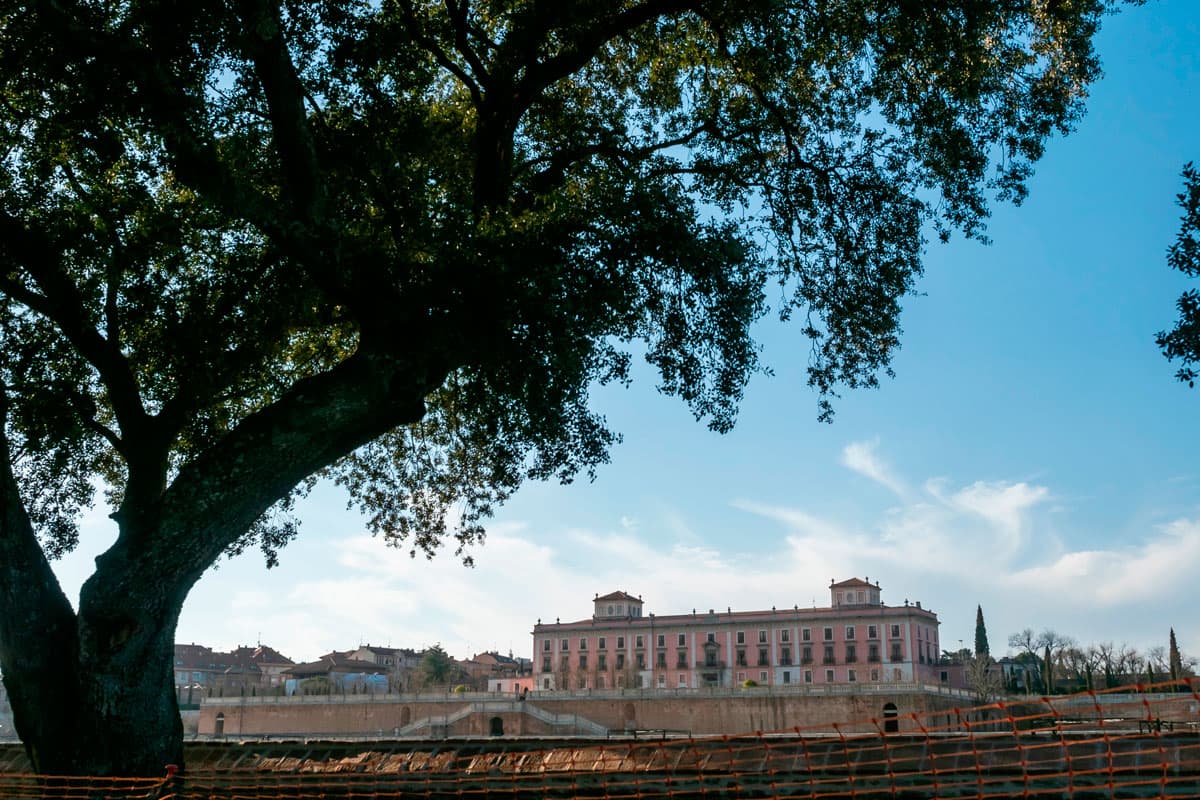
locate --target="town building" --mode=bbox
[173,643,294,697]
[531,579,943,691]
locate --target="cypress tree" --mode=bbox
[974,606,990,657]
[1169,628,1183,683]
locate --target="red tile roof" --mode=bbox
[595,591,641,602]
[829,577,879,589]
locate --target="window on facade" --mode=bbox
[561,638,569,651]
[598,654,607,671]
[705,652,717,667]
[657,652,667,668]
[759,671,768,682]
[657,634,665,647]
[823,627,834,641]
[616,654,625,669]
[617,604,624,614]
[543,640,551,652]
[607,605,613,615]
[658,673,666,686]
[560,656,569,671]
[848,669,857,682]
[597,674,606,689]
[635,635,644,648]
[617,636,625,649]
[736,649,747,666]
[891,644,903,662]
[678,634,686,646]
[868,625,878,639]
[579,638,588,650]
[780,647,792,665]
[637,653,645,669]
[737,671,745,682]
[783,670,791,683]
[871,669,880,681]
[804,670,813,684]
[802,646,813,664]
[577,675,588,689]
[823,645,835,664]
[940,670,949,683]
[825,669,835,682]
[542,659,551,673]
[845,626,855,640]
[781,629,791,642]
[758,630,767,643]
[846,644,857,663]
[678,674,687,687]
[598,637,606,650]
[676,651,688,668]
[757,648,769,666]
[579,654,588,669]
[891,624,901,638]
[737,631,745,644]
[868,644,880,662]
[802,628,811,642]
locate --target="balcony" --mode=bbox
[868,655,881,663]
[822,657,836,665]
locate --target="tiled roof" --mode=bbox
[595,591,641,602]
[284,654,390,677]
[174,643,293,671]
[829,577,879,589]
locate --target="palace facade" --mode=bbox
[531,578,943,691]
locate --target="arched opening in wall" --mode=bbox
[400,707,411,727]
[489,716,504,736]
[882,703,899,733]
[214,713,225,737]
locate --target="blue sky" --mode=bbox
[55,1,1200,666]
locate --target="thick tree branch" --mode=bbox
[235,0,326,224]
[86,344,451,605]
[0,213,149,449]
[0,384,83,768]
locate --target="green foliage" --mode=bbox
[975,605,990,658]
[1159,163,1200,388]
[741,679,758,688]
[0,0,1113,567]
[419,644,457,686]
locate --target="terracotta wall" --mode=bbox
[199,691,955,737]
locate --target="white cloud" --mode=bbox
[841,439,907,497]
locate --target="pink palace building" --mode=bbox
[531,578,943,691]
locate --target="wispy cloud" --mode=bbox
[841,439,908,497]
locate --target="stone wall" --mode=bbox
[199,687,965,737]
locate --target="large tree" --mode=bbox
[1,0,1113,777]
[1159,163,1200,387]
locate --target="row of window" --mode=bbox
[541,642,906,673]
[552,666,906,691]
[543,625,907,653]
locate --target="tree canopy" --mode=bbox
[1159,163,1200,388]
[0,0,1115,775]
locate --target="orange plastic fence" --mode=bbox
[0,680,1196,799]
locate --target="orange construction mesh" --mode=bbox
[1,680,1197,799]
